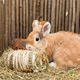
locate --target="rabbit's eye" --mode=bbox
[36,38,40,41]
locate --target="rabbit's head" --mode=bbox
[26,20,51,50]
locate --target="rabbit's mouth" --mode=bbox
[28,49,32,51]
[26,44,36,50]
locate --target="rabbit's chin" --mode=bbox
[26,44,37,50]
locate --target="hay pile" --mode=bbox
[0,56,80,80]
[0,48,80,80]
[2,48,48,72]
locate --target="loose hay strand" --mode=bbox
[7,50,14,66]
[12,51,15,69]
[22,50,26,70]
[18,50,23,70]
[25,51,29,68]
[15,50,19,70]
[22,51,27,70]
[32,53,36,69]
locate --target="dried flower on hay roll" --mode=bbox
[9,39,27,50]
[2,48,49,72]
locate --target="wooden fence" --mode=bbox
[0,0,80,56]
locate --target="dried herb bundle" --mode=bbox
[2,48,49,72]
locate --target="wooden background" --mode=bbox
[0,0,80,56]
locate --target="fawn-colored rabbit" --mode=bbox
[26,20,80,70]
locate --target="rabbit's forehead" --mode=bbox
[29,31,43,39]
[29,32,38,37]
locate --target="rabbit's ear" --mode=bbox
[32,20,39,30]
[42,22,51,36]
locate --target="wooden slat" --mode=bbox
[1,0,3,52]
[25,0,28,38]
[5,0,9,47]
[36,0,40,20]
[29,0,33,33]
[40,0,44,21]
[22,0,26,38]
[69,0,72,32]
[76,0,79,33]
[79,0,80,33]
[9,0,12,44]
[16,0,19,38]
[20,0,22,38]
[56,0,59,31]
[28,0,30,34]
[4,0,6,48]
[1,0,5,52]
[59,0,62,31]
[51,0,56,33]
[72,0,75,32]
[62,0,65,31]
[65,0,69,31]
[0,0,2,56]
[12,0,15,40]
[48,0,51,22]
[33,0,36,21]
[44,0,47,21]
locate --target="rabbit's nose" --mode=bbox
[28,47,32,50]
[26,44,33,50]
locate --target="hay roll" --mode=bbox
[3,48,49,72]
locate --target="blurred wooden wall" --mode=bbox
[0,0,80,56]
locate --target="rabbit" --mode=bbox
[26,20,80,70]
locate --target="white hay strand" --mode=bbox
[25,51,30,68]
[32,54,35,68]
[18,50,23,70]
[40,58,42,65]
[2,48,49,72]
[7,51,14,66]
[13,51,16,69]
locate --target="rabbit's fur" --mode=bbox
[26,20,80,70]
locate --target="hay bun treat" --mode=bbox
[3,48,48,72]
[26,20,80,70]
